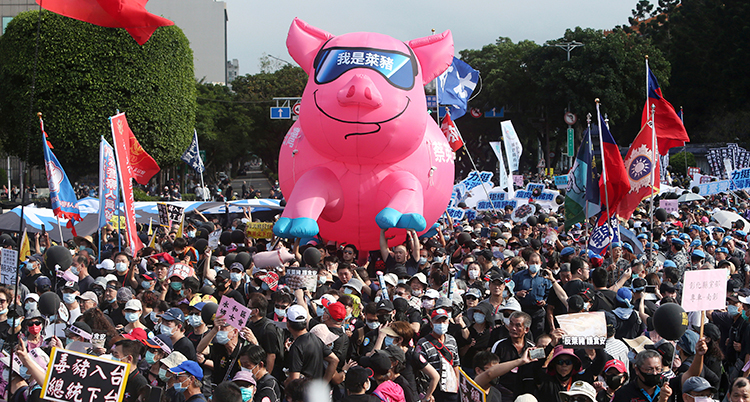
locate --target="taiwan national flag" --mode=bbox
[617,122,660,220]
[597,115,629,220]
[35,0,174,45]
[641,66,690,152]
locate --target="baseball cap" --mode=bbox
[161,351,187,369]
[116,287,133,302]
[423,289,440,299]
[475,249,493,261]
[325,301,347,321]
[122,328,148,342]
[677,329,699,356]
[465,288,482,300]
[376,299,394,313]
[345,366,373,392]
[682,376,716,394]
[169,360,204,381]
[360,350,392,376]
[559,380,596,402]
[310,323,340,346]
[286,305,308,323]
[96,259,115,271]
[142,333,174,354]
[124,299,142,311]
[24,293,39,302]
[603,359,627,374]
[62,281,79,292]
[431,308,450,320]
[34,276,51,289]
[159,307,185,322]
[560,247,575,256]
[232,370,256,386]
[77,291,98,304]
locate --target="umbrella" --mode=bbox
[618,224,645,255]
[712,210,750,230]
[677,193,705,203]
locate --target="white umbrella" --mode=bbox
[712,210,750,230]
[677,193,705,203]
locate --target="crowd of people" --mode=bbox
[0,176,748,402]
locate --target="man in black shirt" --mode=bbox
[246,294,284,376]
[240,344,281,402]
[490,311,538,402]
[113,339,149,402]
[563,257,593,297]
[159,307,197,361]
[612,350,673,402]
[284,304,339,386]
[380,228,420,276]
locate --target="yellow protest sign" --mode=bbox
[245,222,274,239]
[110,216,126,230]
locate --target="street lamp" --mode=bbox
[555,41,584,170]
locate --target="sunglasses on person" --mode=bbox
[555,359,574,366]
[28,320,43,326]
[313,46,417,90]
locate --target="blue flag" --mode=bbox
[181,130,205,174]
[99,137,119,228]
[564,128,600,229]
[436,57,479,119]
[41,124,80,222]
[587,214,620,255]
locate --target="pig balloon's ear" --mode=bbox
[286,18,334,75]
[408,30,454,85]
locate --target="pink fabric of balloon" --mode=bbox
[253,248,295,269]
[274,18,455,250]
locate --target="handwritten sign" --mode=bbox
[0,248,17,285]
[459,367,487,402]
[682,269,728,312]
[660,199,678,214]
[208,228,222,250]
[41,347,129,402]
[157,203,184,227]
[217,295,251,330]
[557,312,607,348]
[245,222,274,239]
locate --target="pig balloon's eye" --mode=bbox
[314,47,416,90]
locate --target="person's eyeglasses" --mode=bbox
[28,320,43,326]
[343,250,354,255]
[0,299,8,304]
[555,359,574,366]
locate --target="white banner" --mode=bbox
[501,121,523,172]
[489,141,513,194]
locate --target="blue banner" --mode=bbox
[181,129,205,174]
[587,215,620,255]
[42,127,80,221]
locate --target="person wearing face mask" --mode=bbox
[710,295,745,362]
[159,307,197,361]
[536,345,604,402]
[231,371,257,402]
[463,262,484,292]
[214,270,246,306]
[355,302,382,357]
[460,302,494,372]
[140,333,174,383]
[197,314,241,385]
[111,339,149,402]
[284,304,339,386]
[245,294,284,379]
[513,253,565,339]
[408,273,428,299]
[61,281,82,324]
[185,302,209,349]
[71,255,94,294]
[19,255,43,293]
[112,252,139,290]
[154,351,188,400]
[341,365,380,402]
[22,294,38,316]
[95,258,117,278]
[612,350,674,402]
[597,359,629,402]
[379,229,421,276]
[168,360,207,402]
[239,344,282,402]
[122,299,145,334]
[472,349,537,402]
[415,308,460,402]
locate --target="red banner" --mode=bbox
[440,114,464,152]
[110,113,144,255]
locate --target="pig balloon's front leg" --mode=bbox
[375,171,426,231]
[273,167,343,238]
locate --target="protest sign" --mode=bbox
[681,269,728,312]
[554,175,568,187]
[286,267,318,290]
[697,179,731,196]
[208,228,222,250]
[109,215,126,230]
[446,208,466,221]
[0,248,17,285]
[660,199,678,214]
[245,222,274,239]
[513,175,524,187]
[459,367,487,402]
[514,183,562,210]
[41,348,129,402]
[217,295,251,330]
[157,203,184,227]
[556,312,607,348]
[688,167,700,179]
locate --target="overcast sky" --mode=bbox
[225,0,638,76]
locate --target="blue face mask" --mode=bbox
[187,314,202,327]
[261,282,270,291]
[161,324,173,336]
[125,312,140,323]
[728,305,740,317]
[528,264,540,274]
[742,311,748,321]
[173,380,188,393]
[241,387,253,402]
[145,351,157,365]
[215,330,230,344]
[473,312,486,324]
[141,281,152,290]
[384,336,395,347]
[158,368,169,382]
[24,302,37,312]
[230,272,243,283]
[63,293,76,305]
[71,266,79,276]
[433,322,449,335]
[316,306,326,317]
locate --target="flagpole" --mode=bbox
[584,114,592,240]
[602,114,622,244]
[650,104,657,266]
[595,99,613,241]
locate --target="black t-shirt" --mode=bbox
[402,348,428,397]
[329,325,349,369]
[288,332,332,379]
[247,317,283,360]
[20,273,41,294]
[340,394,380,402]
[612,380,674,402]
[208,342,241,384]
[563,279,593,297]
[591,289,617,312]
[173,335,197,361]
[385,255,418,276]
[123,370,148,402]
[255,372,282,402]
[185,328,208,351]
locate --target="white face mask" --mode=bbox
[468,269,480,280]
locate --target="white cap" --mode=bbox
[96,259,115,271]
[24,293,39,302]
[423,289,440,299]
[287,305,308,323]
[739,295,750,305]
[383,273,398,287]
[124,299,142,311]
[410,273,428,286]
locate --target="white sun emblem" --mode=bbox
[45,161,64,193]
[624,144,654,193]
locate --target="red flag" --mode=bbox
[110,112,146,255]
[440,114,464,152]
[641,67,689,152]
[616,122,660,220]
[35,0,174,45]
[110,115,160,185]
[597,115,629,220]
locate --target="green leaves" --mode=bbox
[0,11,195,177]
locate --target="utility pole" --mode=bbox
[555,41,584,171]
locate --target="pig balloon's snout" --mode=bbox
[337,75,383,109]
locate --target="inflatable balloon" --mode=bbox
[220,231,232,246]
[457,233,472,246]
[652,302,688,340]
[235,252,252,270]
[273,18,455,250]
[38,292,60,317]
[253,248,296,269]
[231,230,246,245]
[193,239,208,254]
[526,216,538,226]
[44,245,72,271]
[201,302,219,326]
[303,246,321,267]
[692,186,700,194]
[223,253,237,269]
[655,208,668,222]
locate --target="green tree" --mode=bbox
[0,11,195,176]
[669,151,695,176]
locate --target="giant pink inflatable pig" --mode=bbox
[273,18,455,250]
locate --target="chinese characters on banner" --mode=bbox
[217,296,251,330]
[41,348,129,402]
[0,248,18,285]
[157,203,184,227]
[245,222,274,239]
[682,269,728,312]
[459,367,487,402]
[110,113,144,256]
[98,138,118,229]
[660,199,678,214]
[556,312,607,348]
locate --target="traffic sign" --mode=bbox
[564,112,577,125]
[199,150,206,162]
[567,128,575,156]
[270,107,291,119]
[470,108,482,118]
[484,107,504,118]
[293,102,301,116]
[425,95,437,109]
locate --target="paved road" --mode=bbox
[229,168,274,198]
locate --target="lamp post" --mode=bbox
[555,41,584,170]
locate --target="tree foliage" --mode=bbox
[669,151,695,176]
[0,11,195,177]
